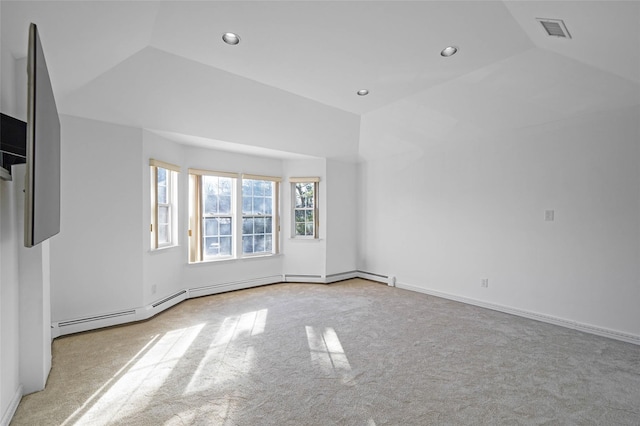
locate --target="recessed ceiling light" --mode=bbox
[357,89,369,96]
[440,46,458,57]
[222,32,241,45]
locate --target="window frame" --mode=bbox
[150,159,180,250]
[188,170,281,264]
[290,177,319,239]
[189,169,238,262]
[241,174,281,256]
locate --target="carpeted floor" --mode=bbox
[11,279,640,425]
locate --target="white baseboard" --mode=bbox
[283,274,325,283]
[0,384,22,426]
[324,270,359,283]
[188,275,282,298]
[51,275,282,338]
[51,272,638,345]
[283,271,361,284]
[396,281,640,346]
[355,270,388,284]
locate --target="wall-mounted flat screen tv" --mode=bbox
[25,23,61,247]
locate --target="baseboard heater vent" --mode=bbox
[286,274,323,279]
[58,310,136,327]
[152,290,187,308]
[357,270,388,279]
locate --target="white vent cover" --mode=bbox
[536,18,572,39]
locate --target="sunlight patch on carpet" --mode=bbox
[75,323,205,424]
[306,326,354,383]
[185,310,266,394]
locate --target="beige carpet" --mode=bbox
[11,279,640,425]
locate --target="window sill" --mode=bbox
[188,253,282,266]
[149,245,180,254]
[288,238,323,242]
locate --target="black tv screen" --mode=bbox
[25,23,60,247]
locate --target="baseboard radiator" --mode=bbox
[51,275,281,338]
[50,272,638,345]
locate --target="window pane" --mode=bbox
[295,210,305,223]
[157,167,167,185]
[255,218,265,233]
[254,197,265,215]
[204,195,216,214]
[219,218,232,236]
[220,236,232,255]
[255,235,265,252]
[242,179,252,197]
[265,197,273,215]
[220,178,232,195]
[265,235,273,252]
[295,183,314,208]
[242,197,253,215]
[158,224,169,244]
[264,182,273,196]
[158,185,167,204]
[265,218,272,233]
[305,210,314,222]
[204,237,220,256]
[243,236,254,254]
[295,223,305,236]
[305,223,314,236]
[219,196,232,214]
[158,206,169,224]
[243,218,254,235]
[204,218,218,236]
[253,180,265,196]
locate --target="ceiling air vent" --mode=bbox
[536,18,572,39]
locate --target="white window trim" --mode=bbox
[150,159,180,250]
[241,175,281,256]
[188,170,281,264]
[290,177,319,239]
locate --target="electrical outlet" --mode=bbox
[545,210,555,221]
[480,279,489,288]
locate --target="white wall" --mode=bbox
[50,115,144,322]
[359,104,640,339]
[0,49,24,424]
[325,159,358,276]
[0,170,21,424]
[141,131,285,305]
[281,159,327,278]
[50,118,357,329]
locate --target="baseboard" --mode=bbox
[283,271,361,284]
[283,274,325,283]
[325,270,359,283]
[51,275,282,337]
[356,270,387,283]
[188,275,282,298]
[52,309,138,338]
[0,384,22,426]
[50,272,640,344]
[396,281,640,346]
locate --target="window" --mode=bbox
[242,177,277,255]
[150,159,180,249]
[202,174,234,258]
[290,177,319,238]
[189,170,280,263]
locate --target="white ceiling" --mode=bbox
[1,1,639,154]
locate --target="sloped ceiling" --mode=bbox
[1,1,639,156]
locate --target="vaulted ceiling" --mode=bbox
[1,1,639,154]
